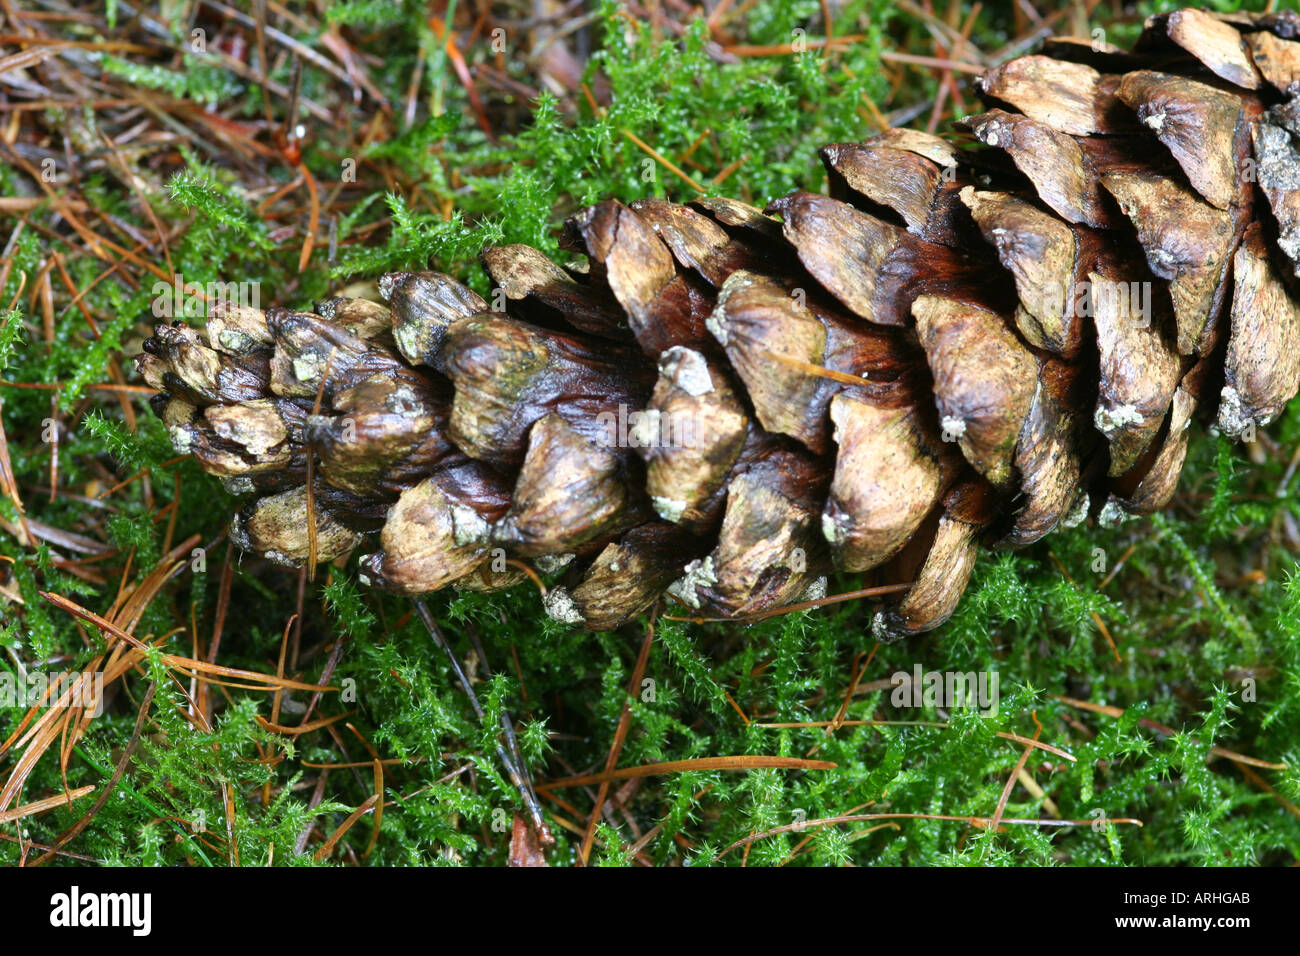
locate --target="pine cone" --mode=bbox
[137,9,1300,639]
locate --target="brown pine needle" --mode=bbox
[347,723,385,859]
[313,794,379,862]
[718,811,1143,858]
[263,613,297,807]
[0,785,96,826]
[94,457,190,499]
[1233,762,1300,821]
[712,154,749,187]
[305,361,330,580]
[705,0,739,30]
[828,643,879,735]
[621,129,706,194]
[756,720,1077,762]
[296,162,321,272]
[680,128,712,164]
[879,50,987,74]
[761,349,877,386]
[1047,551,1121,663]
[781,801,882,865]
[579,616,656,865]
[1097,542,1138,589]
[666,582,912,624]
[988,710,1042,840]
[507,558,548,595]
[301,757,425,770]
[0,381,154,395]
[40,591,335,692]
[540,755,837,791]
[257,711,356,735]
[724,692,751,725]
[725,35,867,57]
[1051,694,1286,770]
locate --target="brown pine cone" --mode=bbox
[137,8,1300,639]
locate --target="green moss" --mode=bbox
[0,0,1295,867]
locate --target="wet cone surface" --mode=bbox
[139,9,1300,639]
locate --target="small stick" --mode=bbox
[412,599,552,846]
[464,628,551,846]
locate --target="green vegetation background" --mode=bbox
[1,0,1298,866]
